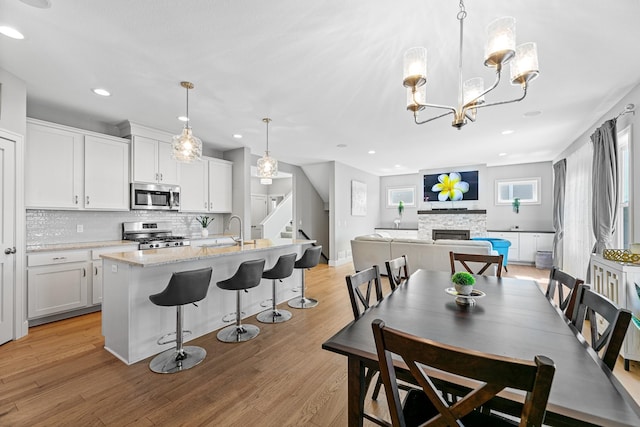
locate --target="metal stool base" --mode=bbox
[217,324,260,343]
[149,346,206,374]
[288,297,318,309]
[257,308,292,323]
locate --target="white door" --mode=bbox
[0,136,15,345]
[251,195,268,239]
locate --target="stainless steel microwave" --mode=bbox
[131,183,180,211]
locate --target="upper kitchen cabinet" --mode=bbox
[179,157,232,213]
[26,119,130,211]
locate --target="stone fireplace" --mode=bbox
[417,209,487,240]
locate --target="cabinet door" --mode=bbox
[132,136,159,183]
[28,263,89,318]
[208,159,232,213]
[536,233,554,252]
[179,160,208,212]
[92,262,102,305]
[518,233,537,262]
[84,135,129,210]
[26,122,83,209]
[157,141,180,185]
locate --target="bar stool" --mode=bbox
[216,259,265,343]
[257,253,297,323]
[148,267,213,374]
[288,245,322,309]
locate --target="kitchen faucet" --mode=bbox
[227,215,243,245]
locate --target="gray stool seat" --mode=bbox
[288,246,322,309]
[148,267,212,374]
[257,253,297,324]
[216,259,265,342]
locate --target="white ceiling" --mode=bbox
[3,0,640,176]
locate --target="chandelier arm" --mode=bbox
[414,109,455,125]
[472,84,528,110]
[462,67,502,110]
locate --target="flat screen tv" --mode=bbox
[423,170,479,202]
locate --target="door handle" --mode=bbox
[160,173,163,181]
[4,247,16,255]
[95,266,98,275]
[75,195,78,204]
[86,196,90,205]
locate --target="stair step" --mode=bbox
[280,231,293,238]
[286,225,293,232]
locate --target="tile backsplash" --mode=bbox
[26,210,226,246]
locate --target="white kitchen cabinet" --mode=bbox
[91,245,138,305]
[179,157,233,213]
[84,135,130,210]
[131,135,179,185]
[519,232,554,263]
[26,119,130,211]
[25,120,83,209]
[590,254,640,370]
[485,231,520,261]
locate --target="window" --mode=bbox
[386,186,416,208]
[616,126,631,249]
[495,178,541,205]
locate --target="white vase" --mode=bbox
[201,228,209,237]
[454,283,473,296]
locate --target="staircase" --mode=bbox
[280,224,293,238]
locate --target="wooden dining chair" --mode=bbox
[345,265,384,321]
[570,284,632,371]
[385,255,409,292]
[544,267,584,320]
[449,251,504,277]
[372,318,556,427]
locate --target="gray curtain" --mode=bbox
[552,159,566,268]
[591,119,618,256]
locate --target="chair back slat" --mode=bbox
[345,266,383,320]
[372,319,555,427]
[545,267,584,319]
[449,252,504,277]
[385,255,409,292]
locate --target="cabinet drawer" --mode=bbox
[28,250,90,267]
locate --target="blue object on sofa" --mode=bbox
[471,238,511,268]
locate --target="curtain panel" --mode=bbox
[590,119,618,255]
[552,159,566,268]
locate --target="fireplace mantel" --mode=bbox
[417,209,487,215]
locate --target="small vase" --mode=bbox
[201,228,209,238]
[454,283,473,296]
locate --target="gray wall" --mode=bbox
[0,67,27,137]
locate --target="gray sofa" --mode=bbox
[350,234,495,274]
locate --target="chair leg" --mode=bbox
[149,305,206,374]
[257,279,293,323]
[217,290,260,342]
[288,270,318,309]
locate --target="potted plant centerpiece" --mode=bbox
[196,215,214,237]
[451,271,475,296]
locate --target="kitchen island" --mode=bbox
[101,238,315,365]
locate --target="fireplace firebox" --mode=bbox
[432,229,470,240]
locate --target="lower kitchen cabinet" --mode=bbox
[485,231,554,264]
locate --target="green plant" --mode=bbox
[196,216,214,228]
[451,271,475,286]
[398,200,404,217]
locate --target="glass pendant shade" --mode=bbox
[406,85,426,112]
[172,126,202,163]
[463,77,485,106]
[403,47,427,88]
[484,16,516,67]
[257,153,277,184]
[510,42,540,86]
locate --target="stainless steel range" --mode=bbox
[123,221,190,250]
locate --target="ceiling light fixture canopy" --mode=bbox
[257,117,277,185]
[403,0,539,129]
[172,81,202,163]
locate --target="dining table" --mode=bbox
[322,269,640,426]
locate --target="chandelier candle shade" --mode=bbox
[257,117,278,185]
[172,81,202,163]
[403,0,539,129]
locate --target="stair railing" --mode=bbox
[297,229,329,262]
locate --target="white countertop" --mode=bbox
[26,240,137,253]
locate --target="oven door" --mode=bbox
[131,183,180,210]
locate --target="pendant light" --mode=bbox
[172,81,202,163]
[257,117,277,185]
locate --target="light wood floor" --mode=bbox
[1,263,638,426]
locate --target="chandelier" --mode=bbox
[257,117,278,185]
[403,0,539,129]
[172,81,202,162]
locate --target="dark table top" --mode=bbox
[322,269,640,426]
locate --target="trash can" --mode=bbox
[535,251,553,269]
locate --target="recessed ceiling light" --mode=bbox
[368,150,376,154]
[498,152,508,157]
[232,134,243,139]
[394,164,401,168]
[0,26,25,40]
[337,144,347,148]
[177,116,189,122]
[91,88,111,97]
[501,129,514,135]
[19,0,52,8]
[523,110,542,118]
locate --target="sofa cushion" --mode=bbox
[354,234,393,242]
[391,239,493,274]
[351,238,392,273]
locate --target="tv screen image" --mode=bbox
[423,170,479,202]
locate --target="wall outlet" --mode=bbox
[111,265,118,273]
[76,224,83,233]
